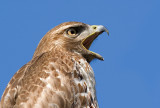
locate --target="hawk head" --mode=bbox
[33,22,109,62]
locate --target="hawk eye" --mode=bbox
[67,28,78,37]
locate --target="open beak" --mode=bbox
[82,25,109,61]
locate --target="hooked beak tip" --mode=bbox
[105,28,109,36]
[91,25,109,36]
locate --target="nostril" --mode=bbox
[92,26,97,29]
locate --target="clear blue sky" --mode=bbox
[0,0,160,108]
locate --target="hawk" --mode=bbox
[0,22,109,108]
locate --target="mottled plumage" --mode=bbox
[0,22,109,108]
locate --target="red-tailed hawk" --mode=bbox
[0,22,109,108]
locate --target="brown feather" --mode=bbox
[1,22,101,108]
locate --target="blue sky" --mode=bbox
[0,0,160,108]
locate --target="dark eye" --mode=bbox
[67,28,78,37]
